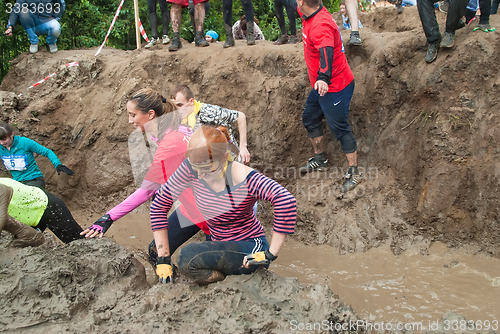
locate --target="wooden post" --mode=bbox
[134,0,141,49]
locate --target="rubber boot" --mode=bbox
[194,31,209,47]
[223,23,235,48]
[0,184,13,232]
[3,216,45,247]
[246,21,256,45]
[196,270,226,285]
[169,32,182,52]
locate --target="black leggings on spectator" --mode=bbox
[35,192,84,244]
[274,0,297,36]
[223,0,254,27]
[147,0,170,38]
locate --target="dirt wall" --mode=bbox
[1,7,500,257]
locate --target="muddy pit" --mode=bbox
[1,6,500,333]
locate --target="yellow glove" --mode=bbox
[156,256,174,284]
[246,250,277,266]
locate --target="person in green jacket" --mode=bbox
[0,122,74,190]
[0,178,83,244]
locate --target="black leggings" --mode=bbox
[21,177,45,191]
[148,209,209,265]
[147,0,170,38]
[274,0,297,36]
[223,0,254,27]
[36,192,84,244]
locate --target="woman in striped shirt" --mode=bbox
[150,125,296,285]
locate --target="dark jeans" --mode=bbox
[21,177,45,190]
[147,0,170,38]
[148,209,209,264]
[36,192,84,244]
[274,0,297,36]
[177,237,269,282]
[302,80,357,153]
[417,0,469,43]
[223,0,254,27]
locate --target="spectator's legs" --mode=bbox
[194,2,209,46]
[38,20,61,45]
[445,0,469,32]
[159,0,171,36]
[169,3,183,51]
[241,0,255,23]
[492,0,499,13]
[478,0,492,24]
[285,0,297,36]
[170,3,182,33]
[345,0,362,44]
[222,0,235,47]
[19,11,40,45]
[147,0,159,38]
[274,0,287,35]
[417,0,441,43]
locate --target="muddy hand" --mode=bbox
[81,214,113,238]
[156,256,174,284]
[243,249,277,268]
[4,27,12,37]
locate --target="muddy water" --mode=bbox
[72,211,500,326]
[273,241,500,326]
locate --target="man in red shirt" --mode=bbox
[297,0,361,192]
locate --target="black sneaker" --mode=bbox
[341,166,362,193]
[440,31,455,48]
[169,34,182,52]
[299,153,328,175]
[348,31,362,45]
[425,42,439,63]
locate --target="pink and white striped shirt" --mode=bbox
[150,161,296,241]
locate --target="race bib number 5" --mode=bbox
[1,155,27,171]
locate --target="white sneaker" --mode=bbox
[49,44,58,53]
[30,43,39,54]
[162,35,170,44]
[145,37,158,49]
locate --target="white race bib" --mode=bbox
[1,155,27,171]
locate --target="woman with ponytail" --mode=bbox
[150,125,296,285]
[81,88,209,259]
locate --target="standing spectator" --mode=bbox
[492,0,499,13]
[168,0,209,51]
[222,0,256,48]
[274,0,299,45]
[297,0,362,193]
[144,0,171,48]
[232,15,265,42]
[339,1,363,30]
[4,0,65,54]
[417,0,469,63]
[0,123,74,190]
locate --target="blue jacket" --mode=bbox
[7,0,66,29]
[0,136,61,182]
